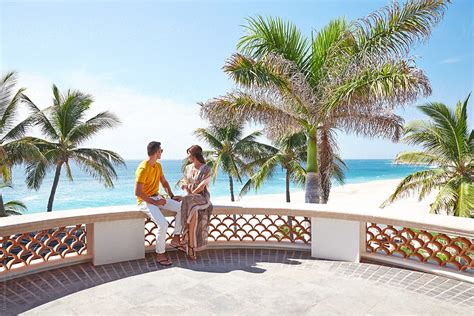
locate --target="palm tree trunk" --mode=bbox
[229,175,235,202]
[305,128,322,204]
[0,193,6,217]
[47,162,62,212]
[286,169,294,242]
[229,175,237,232]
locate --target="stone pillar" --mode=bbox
[89,218,145,266]
[311,217,361,262]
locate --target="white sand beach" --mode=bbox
[213,179,436,214]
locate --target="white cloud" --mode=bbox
[17,71,204,159]
[440,57,462,64]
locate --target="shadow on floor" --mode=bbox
[2,248,311,315]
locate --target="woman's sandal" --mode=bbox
[170,239,188,254]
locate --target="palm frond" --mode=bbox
[310,18,349,86]
[25,159,50,190]
[394,151,448,167]
[66,111,121,145]
[429,178,458,215]
[382,168,447,207]
[71,148,125,188]
[21,94,59,140]
[194,128,224,151]
[352,0,448,61]
[200,91,303,139]
[3,200,27,216]
[239,154,279,197]
[238,16,310,71]
[0,87,26,136]
[455,181,473,218]
[324,59,431,114]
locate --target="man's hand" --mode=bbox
[153,198,167,206]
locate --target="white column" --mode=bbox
[311,217,361,262]
[90,219,145,265]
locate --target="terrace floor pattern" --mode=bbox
[2,249,473,315]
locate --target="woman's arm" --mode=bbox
[190,175,211,194]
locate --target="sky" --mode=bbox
[1,0,473,160]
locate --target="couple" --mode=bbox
[135,141,212,265]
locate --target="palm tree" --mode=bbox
[240,132,306,203]
[0,183,27,217]
[194,124,275,202]
[22,85,125,212]
[241,131,347,203]
[200,0,448,203]
[0,71,42,215]
[383,96,473,217]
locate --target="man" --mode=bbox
[135,141,181,266]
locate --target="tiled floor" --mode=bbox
[2,249,473,315]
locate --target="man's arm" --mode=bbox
[160,175,175,198]
[135,182,166,206]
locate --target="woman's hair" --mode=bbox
[187,145,206,164]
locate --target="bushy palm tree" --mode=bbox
[0,183,27,217]
[195,124,274,201]
[241,131,347,203]
[240,132,306,203]
[201,0,448,203]
[22,85,125,212]
[0,71,41,215]
[383,96,473,217]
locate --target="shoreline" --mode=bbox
[213,178,434,214]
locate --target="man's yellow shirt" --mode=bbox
[135,160,163,204]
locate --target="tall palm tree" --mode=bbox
[200,0,448,203]
[194,124,274,202]
[0,71,41,215]
[22,85,125,212]
[383,96,473,218]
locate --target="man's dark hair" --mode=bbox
[147,141,161,156]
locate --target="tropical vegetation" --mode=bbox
[0,183,27,217]
[21,85,125,212]
[240,132,306,202]
[383,96,474,218]
[200,0,449,204]
[194,123,274,201]
[0,71,42,216]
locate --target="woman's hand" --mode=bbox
[172,195,183,202]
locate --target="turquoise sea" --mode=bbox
[3,159,426,214]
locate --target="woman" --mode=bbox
[173,145,212,260]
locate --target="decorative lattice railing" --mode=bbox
[366,223,473,273]
[1,225,88,273]
[145,214,311,248]
[1,204,472,281]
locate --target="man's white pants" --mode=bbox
[139,197,182,254]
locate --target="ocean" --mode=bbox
[3,159,426,214]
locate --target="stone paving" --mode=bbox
[1,249,473,315]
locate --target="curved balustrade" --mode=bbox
[1,203,472,282]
